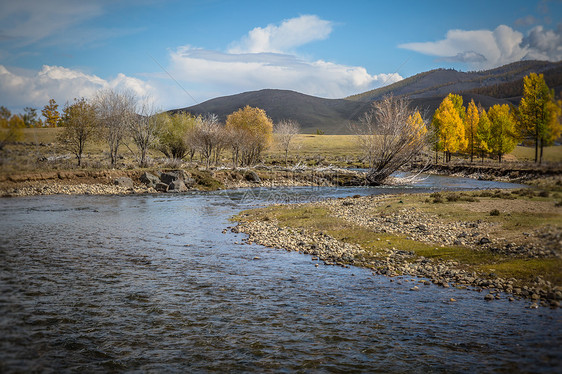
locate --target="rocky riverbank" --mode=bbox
[234,193,562,309]
[0,166,361,197]
[413,162,562,187]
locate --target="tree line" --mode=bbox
[7,89,299,168]
[431,73,561,164]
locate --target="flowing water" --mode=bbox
[1,175,561,373]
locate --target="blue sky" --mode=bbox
[0,0,561,114]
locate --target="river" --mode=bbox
[1,174,561,372]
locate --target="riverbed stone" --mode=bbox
[479,237,491,245]
[245,171,261,183]
[161,171,181,185]
[169,180,188,192]
[140,172,160,187]
[114,177,134,189]
[155,182,169,192]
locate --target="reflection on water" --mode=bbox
[1,177,560,372]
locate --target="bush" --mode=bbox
[446,193,460,202]
[539,190,550,198]
[493,190,515,199]
[490,209,500,216]
[433,197,444,204]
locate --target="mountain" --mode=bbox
[173,89,372,134]
[347,60,562,111]
[173,60,562,134]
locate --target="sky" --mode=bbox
[0,0,561,115]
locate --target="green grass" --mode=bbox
[478,258,562,285]
[235,192,562,287]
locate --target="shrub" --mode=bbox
[538,190,550,198]
[446,193,460,202]
[490,209,500,216]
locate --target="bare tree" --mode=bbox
[226,125,245,169]
[127,98,162,167]
[94,89,136,165]
[352,95,428,185]
[192,113,223,169]
[57,98,99,166]
[275,119,300,165]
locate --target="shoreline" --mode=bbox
[2,162,560,197]
[0,167,362,197]
[233,191,562,309]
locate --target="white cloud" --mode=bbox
[399,24,562,70]
[523,24,562,61]
[165,15,401,101]
[0,65,153,112]
[169,46,402,99]
[228,15,333,54]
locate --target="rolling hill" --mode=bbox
[173,60,562,134]
[173,89,372,134]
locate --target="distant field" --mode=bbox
[511,145,562,163]
[21,127,61,144]
[267,134,361,160]
[14,128,562,165]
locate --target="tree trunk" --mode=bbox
[535,134,539,163]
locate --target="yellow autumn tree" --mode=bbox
[226,105,273,166]
[475,106,491,163]
[488,104,518,163]
[465,99,479,162]
[407,110,427,150]
[518,73,553,163]
[542,98,562,158]
[42,98,61,128]
[432,96,466,162]
[0,107,24,150]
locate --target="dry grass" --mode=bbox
[511,145,562,162]
[3,129,561,173]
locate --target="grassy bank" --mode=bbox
[235,188,562,290]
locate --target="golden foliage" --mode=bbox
[475,107,491,157]
[488,104,518,163]
[465,99,479,160]
[226,105,273,165]
[433,96,467,155]
[42,99,61,128]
